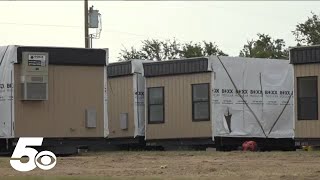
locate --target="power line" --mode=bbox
[0,21,186,42]
[0,22,80,28]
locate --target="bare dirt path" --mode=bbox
[1,151,320,180]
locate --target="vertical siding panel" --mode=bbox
[303,65,309,137]
[129,76,135,137]
[171,76,175,138]
[317,64,320,137]
[159,77,163,137]
[182,75,188,137]
[310,65,315,136]
[193,74,197,135]
[316,64,319,137]
[295,64,320,138]
[146,73,211,140]
[107,76,134,138]
[123,77,127,133]
[297,65,302,137]
[176,76,181,137]
[15,65,104,137]
[313,64,320,138]
[186,74,191,136]
[301,65,306,137]
[172,75,176,138]
[298,65,301,137]
[49,66,55,136]
[51,65,55,136]
[318,64,320,137]
[180,76,184,137]
[184,75,189,137]
[313,64,318,137]
[305,65,311,136]
[294,65,300,137]
[302,65,307,137]
[167,76,172,138]
[145,79,149,137]
[172,75,177,138]
[312,65,316,137]
[189,74,193,135]
[310,64,315,137]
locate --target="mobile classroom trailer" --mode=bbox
[142,56,295,150]
[290,45,320,147]
[106,60,149,147]
[0,45,108,153]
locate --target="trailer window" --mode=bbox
[192,83,210,121]
[148,87,164,124]
[297,76,318,120]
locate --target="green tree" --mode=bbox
[239,33,288,59]
[119,47,146,60]
[119,39,181,61]
[118,39,227,61]
[292,12,320,46]
[180,41,227,58]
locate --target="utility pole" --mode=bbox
[84,0,89,48]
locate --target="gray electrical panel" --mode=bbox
[85,108,97,128]
[120,113,128,130]
[89,9,100,28]
[21,52,49,100]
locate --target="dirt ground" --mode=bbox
[1,150,320,180]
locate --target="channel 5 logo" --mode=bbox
[10,137,57,172]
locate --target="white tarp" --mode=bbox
[132,60,150,137]
[133,73,145,137]
[0,45,17,138]
[104,48,109,137]
[209,56,294,139]
[104,66,109,137]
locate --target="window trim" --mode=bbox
[297,76,318,120]
[192,83,210,122]
[147,86,165,124]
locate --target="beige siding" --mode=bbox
[146,72,212,140]
[107,76,135,138]
[294,64,320,138]
[14,64,105,137]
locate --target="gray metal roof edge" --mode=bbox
[289,45,320,64]
[213,55,288,61]
[289,44,320,51]
[17,45,107,51]
[2,45,108,55]
[142,56,209,66]
[107,59,151,77]
[143,57,210,77]
[107,60,132,66]
[16,46,106,66]
[108,59,151,65]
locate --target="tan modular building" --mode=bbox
[291,45,320,146]
[143,58,213,146]
[106,60,147,141]
[0,46,108,151]
[143,56,294,150]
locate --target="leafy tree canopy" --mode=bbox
[292,12,320,46]
[239,33,288,59]
[118,39,227,61]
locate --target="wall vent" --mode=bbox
[21,83,47,100]
[21,52,49,101]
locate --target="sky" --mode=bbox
[0,1,319,62]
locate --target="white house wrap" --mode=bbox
[132,60,148,137]
[0,45,17,138]
[209,56,294,139]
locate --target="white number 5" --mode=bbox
[10,137,56,172]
